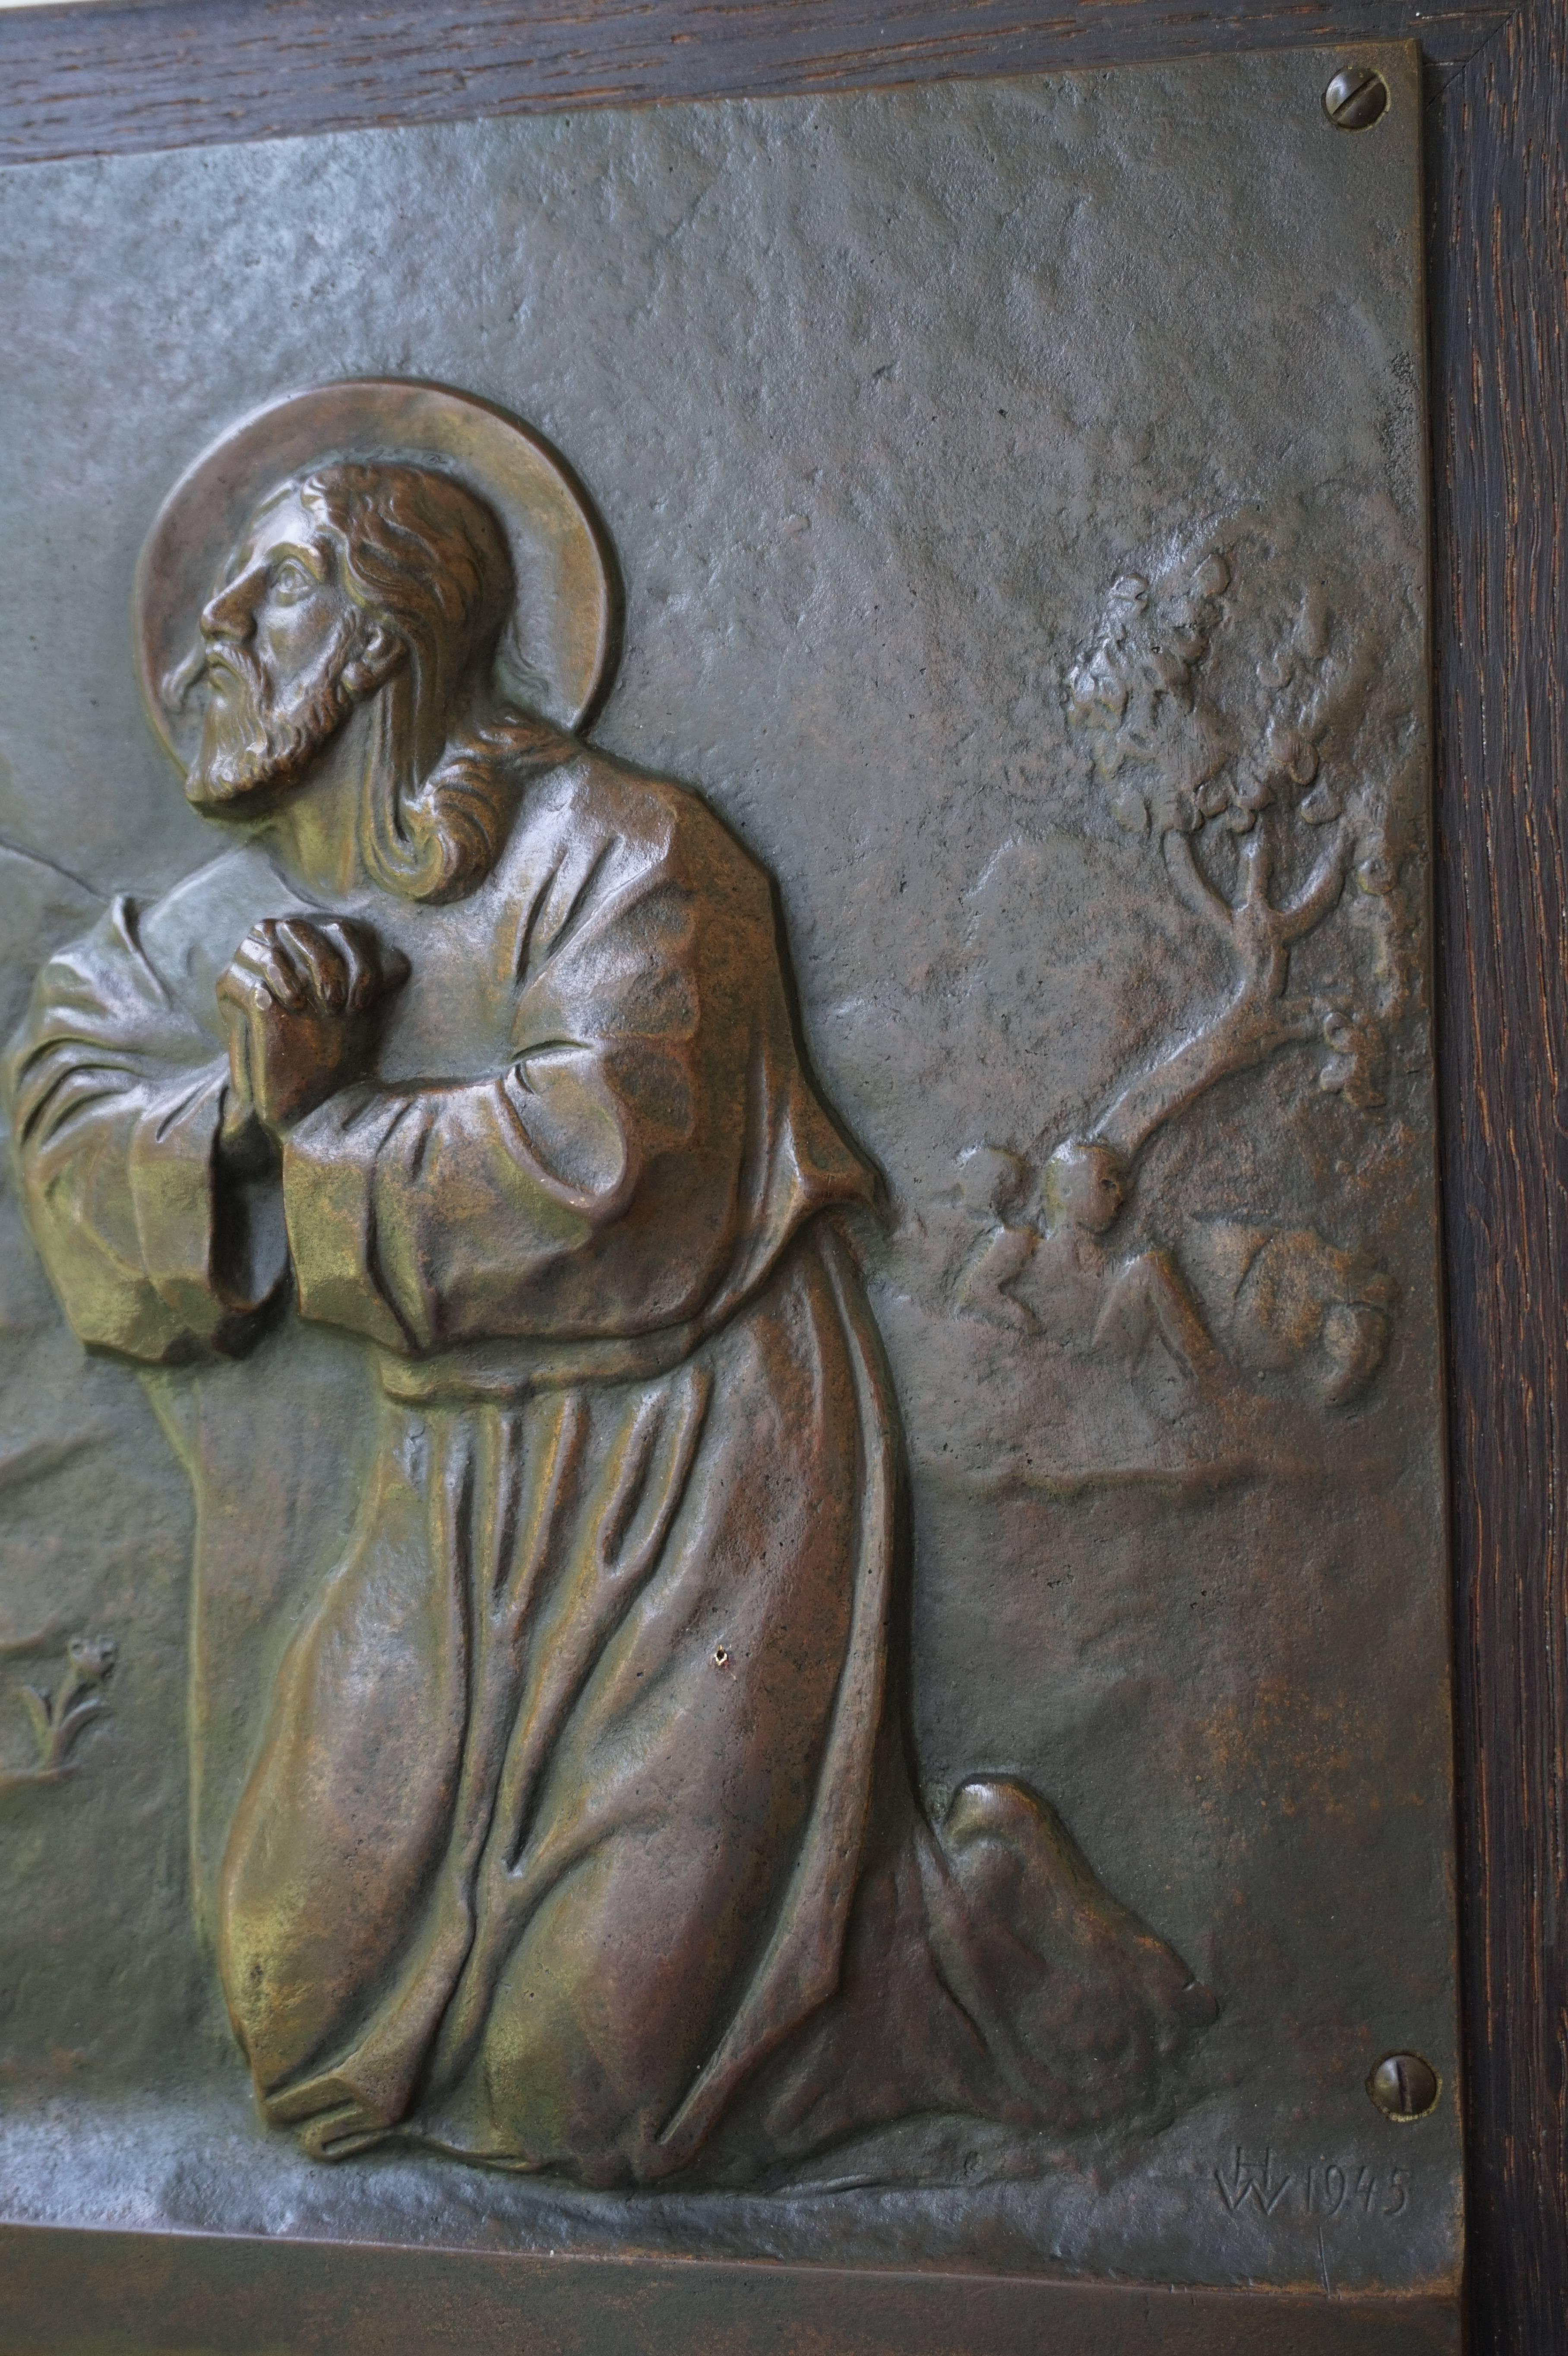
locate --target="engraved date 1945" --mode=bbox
[1213,2147,1410,2220]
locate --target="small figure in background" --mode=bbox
[1179,1224,1397,1408]
[1025,1140,1228,1395]
[954,1136,1228,1398]
[953,1144,1038,1327]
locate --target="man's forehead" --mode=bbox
[225,482,325,572]
[1054,1143,1122,1184]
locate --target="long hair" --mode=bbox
[295,460,574,903]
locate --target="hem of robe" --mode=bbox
[231,1217,897,2184]
[249,1228,1216,2187]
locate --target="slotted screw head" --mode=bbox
[1367,2052,1441,2122]
[1325,66,1391,130]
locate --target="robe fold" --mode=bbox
[6,748,1212,2184]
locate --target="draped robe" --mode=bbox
[6,748,1213,2185]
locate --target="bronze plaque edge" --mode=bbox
[0,2223,1461,2356]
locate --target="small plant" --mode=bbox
[17,1635,117,1775]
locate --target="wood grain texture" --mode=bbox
[0,0,1512,165]
[1430,0,1568,2348]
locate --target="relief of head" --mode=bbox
[1043,1138,1129,1235]
[183,461,534,906]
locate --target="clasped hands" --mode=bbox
[216,916,409,1154]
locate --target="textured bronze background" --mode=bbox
[0,39,1457,2352]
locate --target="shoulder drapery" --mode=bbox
[4,760,876,1384]
[4,895,284,1361]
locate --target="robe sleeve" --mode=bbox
[4,898,286,1362]
[279,849,716,1353]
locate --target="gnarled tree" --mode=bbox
[1065,518,1411,1162]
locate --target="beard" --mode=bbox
[185,643,356,817]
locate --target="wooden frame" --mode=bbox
[2,3,1564,2348]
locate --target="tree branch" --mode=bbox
[1160,827,1235,939]
[1093,989,1321,1160]
[1277,823,1352,943]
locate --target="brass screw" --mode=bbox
[1367,2052,1441,2122]
[1324,66,1391,131]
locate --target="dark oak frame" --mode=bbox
[2,1,1563,2348]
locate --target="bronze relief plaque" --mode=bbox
[0,44,1457,2353]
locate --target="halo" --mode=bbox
[134,378,623,766]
